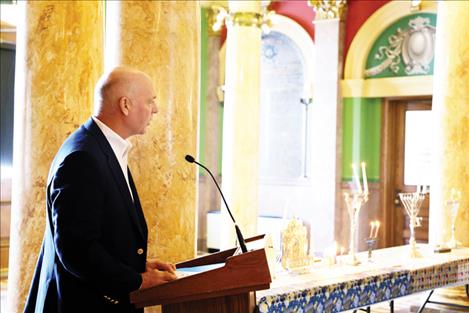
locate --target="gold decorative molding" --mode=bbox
[308,0,347,20]
[341,76,433,98]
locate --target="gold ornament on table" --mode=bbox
[281,219,310,272]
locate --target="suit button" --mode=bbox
[137,248,144,255]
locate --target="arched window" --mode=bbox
[259,31,309,181]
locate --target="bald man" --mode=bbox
[25,67,177,313]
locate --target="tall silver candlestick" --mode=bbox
[343,191,368,265]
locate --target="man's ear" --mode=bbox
[119,97,130,116]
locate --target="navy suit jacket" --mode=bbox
[24,118,148,313]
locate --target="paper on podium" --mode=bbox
[176,262,225,278]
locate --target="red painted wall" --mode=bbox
[220,0,390,66]
[269,1,316,41]
[344,0,389,58]
[270,0,390,60]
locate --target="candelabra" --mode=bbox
[343,191,368,265]
[399,191,426,258]
[446,188,462,249]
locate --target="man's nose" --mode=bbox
[152,102,158,114]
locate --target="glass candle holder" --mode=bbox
[343,191,368,265]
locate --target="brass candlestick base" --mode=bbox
[364,237,378,262]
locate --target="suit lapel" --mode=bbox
[128,169,148,240]
[84,118,146,242]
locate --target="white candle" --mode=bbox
[351,163,363,193]
[361,162,368,195]
[373,221,380,238]
[369,221,375,238]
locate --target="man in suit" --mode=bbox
[24,67,177,313]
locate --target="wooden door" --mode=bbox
[382,98,432,247]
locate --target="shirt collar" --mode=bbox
[92,116,132,159]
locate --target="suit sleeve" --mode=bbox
[49,151,142,297]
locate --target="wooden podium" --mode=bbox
[130,236,272,313]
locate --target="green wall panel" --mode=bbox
[342,98,382,182]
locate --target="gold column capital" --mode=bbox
[308,0,347,20]
[207,1,274,32]
[206,5,227,35]
[226,11,263,28]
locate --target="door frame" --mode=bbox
[381,96,432,247]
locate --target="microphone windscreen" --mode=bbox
[185,155,195,163]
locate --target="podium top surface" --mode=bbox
[130,246,272,308]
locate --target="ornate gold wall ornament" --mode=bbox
[365,16,435,77]
[308,0,347,20]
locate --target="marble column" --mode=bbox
[308,1,347,250]
[7,2,103,312]
[105,1,199,262]
[220,1,262,249]
[430,2,469,247]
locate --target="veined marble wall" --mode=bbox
[7,1,103,312]
[430,1,469,247]
[106,1,199,263]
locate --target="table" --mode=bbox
[256,245,469,312]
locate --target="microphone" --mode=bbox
[185,154,248,253]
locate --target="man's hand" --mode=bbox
[146,259,176,274]
[140,269,177,290]
[139,259,177,290]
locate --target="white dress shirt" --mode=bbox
[92,116,134,201]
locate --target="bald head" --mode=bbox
[93,67,158,138]
[94,67,150,115]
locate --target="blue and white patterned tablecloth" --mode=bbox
[256,245,469,313]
